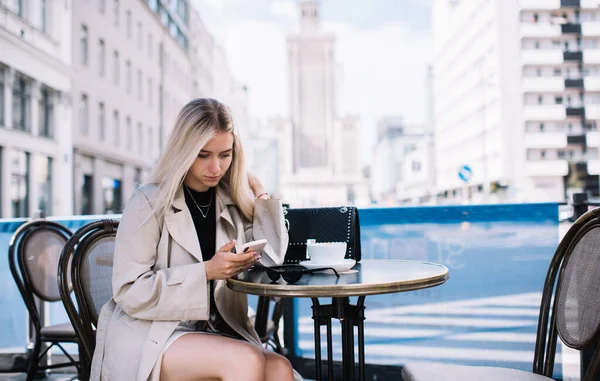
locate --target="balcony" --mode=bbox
[588,160,600,174]
[566,107,586,117]
[561,23,582,34]
[560,0,580,6]
[586,105,600,120]
[521,49,564,65]
[583,49,600,64]
[520,23,561,37]
[522,77,565,92]
[584,77,600,91]
[526,160,569,176]
[581,21,600,36]
[565,78,584,88]
[587,132,600,147]
[567,134,587,145]
[564,51,583,61]
[523,104,566,120]
[519,0,561,9]
[524,132,567,148]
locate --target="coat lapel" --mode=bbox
[216,185,235,231]
[164,187,203,262]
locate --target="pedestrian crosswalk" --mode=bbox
[295,292,576,379]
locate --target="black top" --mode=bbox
[183,185,241,338]
[183,185,216,262]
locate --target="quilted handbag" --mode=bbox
[282,206,361,264]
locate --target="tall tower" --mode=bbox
[287,0,336,174]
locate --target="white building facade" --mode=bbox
[432,0,600,203]
[71,0,192,215]
[0,0,73,218]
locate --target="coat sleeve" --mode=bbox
[243,198,289,267]
[112,189,209,321]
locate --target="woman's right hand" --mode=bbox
[204,240,260,280]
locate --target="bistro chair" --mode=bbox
[58,219,119,379]
[403,208,600,381]
[8,220,81,380]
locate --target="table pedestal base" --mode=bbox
[311,296,366,381]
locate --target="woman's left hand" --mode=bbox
[248,173,267,199]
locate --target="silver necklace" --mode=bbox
[184,186,214,219]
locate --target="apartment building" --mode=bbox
[432,0,600,203]
[71,0,192,215]
[0,0,73,218]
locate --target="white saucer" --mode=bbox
[300,259,357,273]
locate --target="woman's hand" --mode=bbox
[204,240,261,280]
[248,173,269,199]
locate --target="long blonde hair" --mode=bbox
[145,98,254,221]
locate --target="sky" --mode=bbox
[191,0,433,165]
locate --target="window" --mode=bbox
[541,150,546,159]
[81,25,89,66]
[99,39,106,77]
[148,0,158,11]
[126,116,132,149]
[10,150,29,218]
[137,69,142,101]
[34,155,52,216]
[148,78,152,106]
[536,68,542,77]
[540,123,545,132]
[81,174,93,215]
[41,0,49,33]
[7,0,25,17]
[102,177,122,213]
[114,0,120,26]
[39,87,53,138]
[138,122,143,154]
[12,75,31,132]
[555,96,563,104]
[99,102,105,140]
[137,22,142,49]
[535,41,540,49]
[99,0,106,13]
[113,110,120,145]
[0,69,4,127]
[148,33,153,58]
[113,50,119,86]
[126,10,132,38]
[126,60,131,94]
[554,68,561,76]
[148,126,153,157]
[80,93,89,135]
[537,95,543,104]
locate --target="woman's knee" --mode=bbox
[225,344,266,379]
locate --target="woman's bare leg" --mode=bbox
[263,350,295,381]
[160,333,266,381]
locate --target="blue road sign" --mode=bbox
[458,165,472,183]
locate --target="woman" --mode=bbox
[90,98,301,381]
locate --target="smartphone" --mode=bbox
[239,239,268,254]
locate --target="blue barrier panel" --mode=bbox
[293,203,562,376]
[0,204,562,377]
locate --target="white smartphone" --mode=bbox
[239,239,268,254]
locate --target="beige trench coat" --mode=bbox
[89,184,302,381]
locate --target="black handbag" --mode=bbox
[282,206,361,264]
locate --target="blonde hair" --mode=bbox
[145,98,254,221]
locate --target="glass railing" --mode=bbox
[0,203,567,378]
